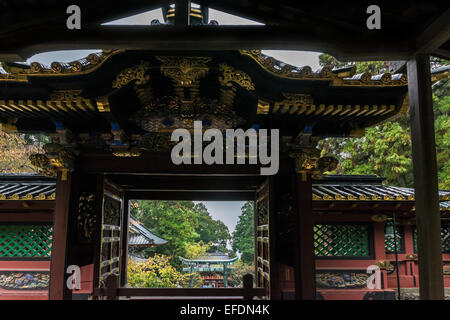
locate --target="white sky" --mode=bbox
[25,8,320,235]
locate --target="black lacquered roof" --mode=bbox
[0,173,55,200]
[129,215,167,247]
[312,175,450,206]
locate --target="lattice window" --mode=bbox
[314,224,371,257]
[413,225,450,254]
[384,222,404,254]
[0,224,52,258]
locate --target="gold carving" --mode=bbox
[371,214,388,222]
[257,99,270,115]
[50,90,82,101]
[112,61,150,89]
[376,260,392,270]
[272,93,314,115]
[290,148,338,179]
[96,97,111,112]
[156,56,211,86]
[29,143,77,178]
[112,149,142,157]
[219,64,255,91]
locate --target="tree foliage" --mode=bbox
[184,241,210,259]
[318,54,450,189]
[0,132,47,173]
[232,201,254,264]
[127,254,192,288]
[131,200,232,269]
[228,259,255,288]
[193,202,231,253]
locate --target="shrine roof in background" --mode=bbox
[129,215,167,247]
[312,175,450,214]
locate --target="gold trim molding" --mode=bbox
[239,50,407,87]
[0,50,123,82]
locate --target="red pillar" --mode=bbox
[293,173,316,299]
[373,222,387,261]
[49,171,72,300]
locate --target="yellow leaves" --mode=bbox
[0,131,44,173]
[184,241,211,259]
[127,254,190,288]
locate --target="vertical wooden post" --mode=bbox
[120,195,130,287]
[175,0,190,26]
[105,274,118,300]
[373,222,387,261]
[267,176,279,299]
[407,53,444,300]
[92,175,105,293]
[49,171,72,300]
[243,273,253,300]
[293,173,316,299]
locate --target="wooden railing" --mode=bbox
[93,274,266,300]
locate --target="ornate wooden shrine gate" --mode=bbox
[0,0,449,300]
[1,41,443,299]
[95,180,124,289]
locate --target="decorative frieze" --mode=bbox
[0,271,50,290]
[315,271,368,289]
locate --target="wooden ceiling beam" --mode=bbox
[415,8,450,55]
[109,175,264,191]
[0,25,414,62]
[126,190,254,201]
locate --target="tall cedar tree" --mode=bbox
[318,54,450,189]
[232,201,255,264]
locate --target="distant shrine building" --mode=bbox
[0,2,450,299]
[180,253,238,288]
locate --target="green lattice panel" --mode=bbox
[413,225,450,254]
[0,225,53,258]
[384,223,404,254]
[314,224,370,257]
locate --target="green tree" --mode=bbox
[184,241,210,259]
[0,131,47,173]
[318,54,450,188]
[131,200,233,268]
[232,201,254,264]
[193,203,231,253]
[228,259,255,288]
[132,200,200,268]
